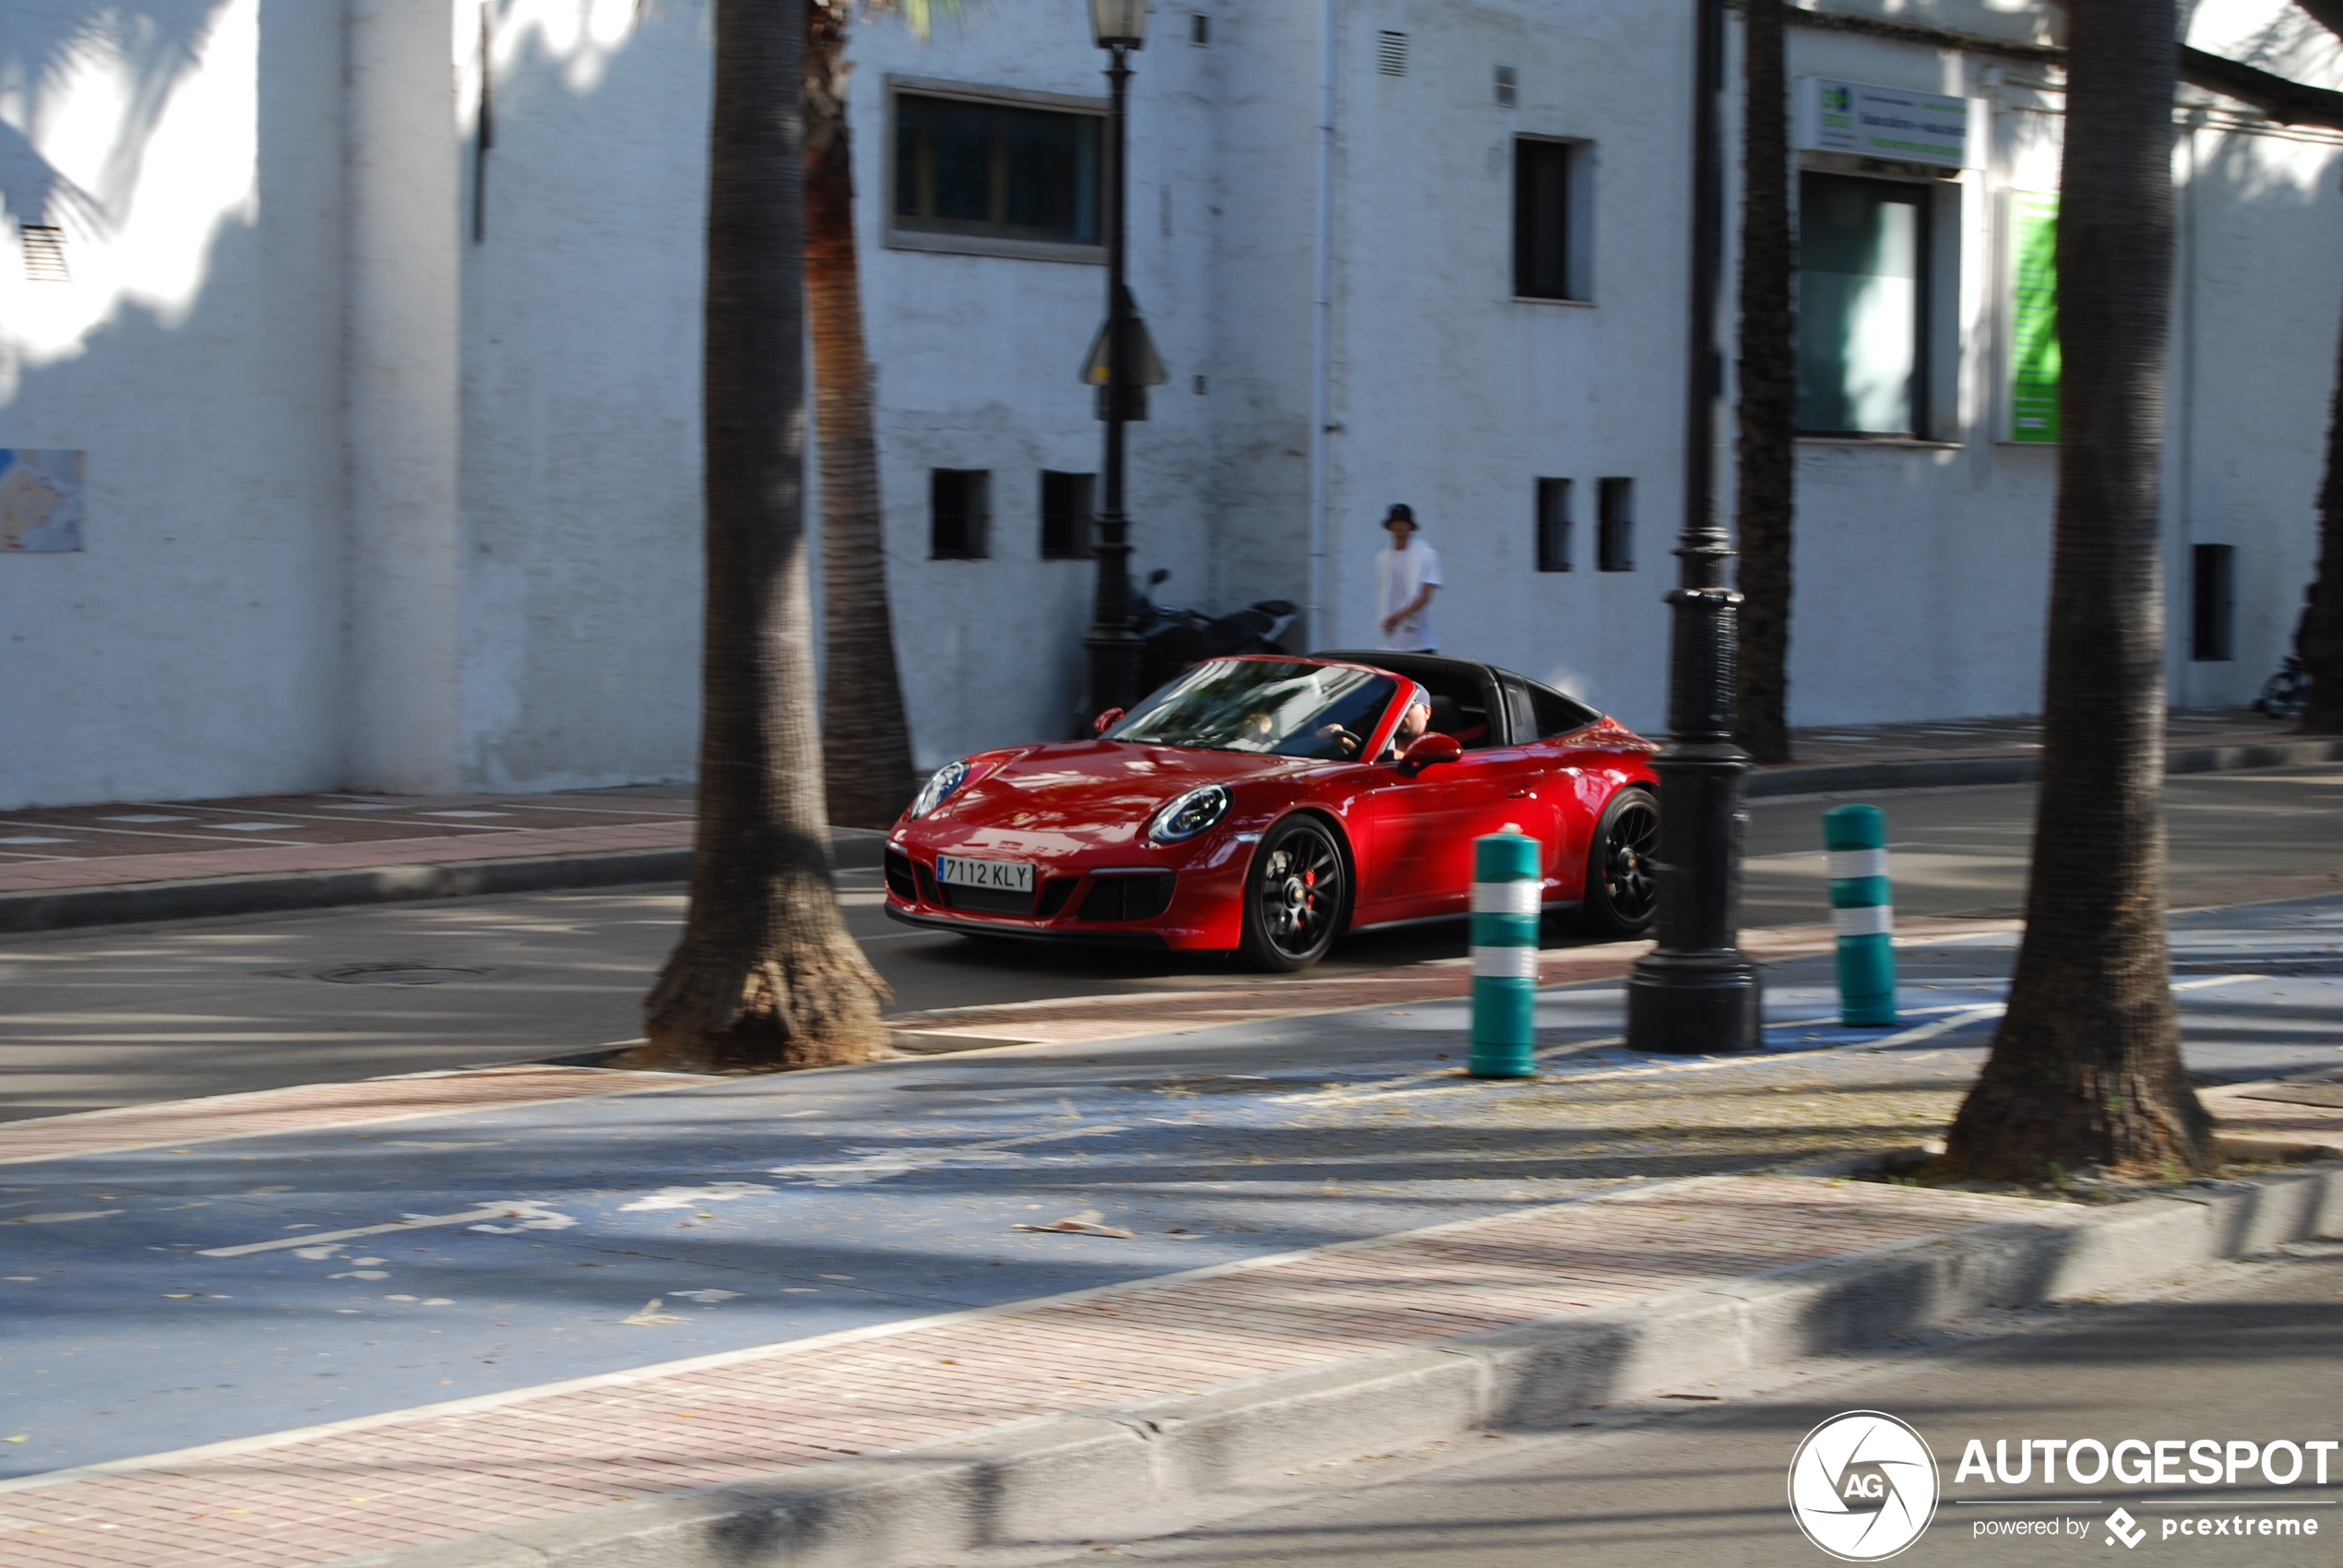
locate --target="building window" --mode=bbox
[1796,172,1928,436]
[1535,478,1572,572]
[1190,13,1210,45]
[1040,470,1094,560]
[1597,478,1634,572]
[2192,544,2235,661]
[890,86,1101,260]
[1514,138,1588,302]
[931,469,991,560]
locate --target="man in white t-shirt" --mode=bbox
[1374,504,1442,652]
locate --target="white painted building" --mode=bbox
[2,0,2339,809]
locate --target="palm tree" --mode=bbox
[807,0,921,827]
[1732,0,1794,765]
[1944,0,2211,1180]
[638,0,891,1073]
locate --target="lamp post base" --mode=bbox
[1626,948,1761,1054]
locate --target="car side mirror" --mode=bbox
[1399,732,1462,773]
[1093,707,1125,736]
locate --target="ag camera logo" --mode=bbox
[1789,1410,1941,1561]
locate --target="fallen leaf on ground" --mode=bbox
[624,1298,684,1325]
[1013,1208,1135,1239]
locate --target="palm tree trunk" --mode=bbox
[1732,0,1794,765]
[637,0,889,1074]
[807,0,920,826]
[2296,307,2343,734]
[1945,0,2210,1180]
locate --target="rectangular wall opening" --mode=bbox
[1796,172,1929,437]
[2192,542,2235,662]
[1535,478,1572,572]
[1597,478,1635,572]
[1040,470,1094,560]
[931,469,992,560]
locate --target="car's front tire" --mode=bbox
[1580,787,1659,939]
[1237,815,1350,972]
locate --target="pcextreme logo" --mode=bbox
[1788,1411,1941,1562]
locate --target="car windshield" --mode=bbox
[1108,659,1402,760]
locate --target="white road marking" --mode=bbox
[198,1206,521,1257]
[766,1124,1128,1187]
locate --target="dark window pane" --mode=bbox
[1536,477,1572,572]
[1796,172,1927,435]
[931,469,990,560]
[2192,543,2235,661]
[1514,139,1572,299]
[1597,477,1634,572]
[1041,470,1094,560]
[895,93,1100,246]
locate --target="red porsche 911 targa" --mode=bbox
[883,652,1659,971]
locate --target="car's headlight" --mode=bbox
[1148,784,1231,844]
[908,759,972,820]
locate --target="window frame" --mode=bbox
[930,469,993,561]
[885,76,1109,266]
[1535,477,1573,573]
[1039,469,1095,561]
[1793,170,1935,440]
[1596,477,1635,573]
[1512,135,1594,304]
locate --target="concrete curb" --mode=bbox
[320,1162,2343,1568]
[1744,734,2343,799]
[0,836,883,935]
[0,849,695,934]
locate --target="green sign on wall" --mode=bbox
[2008,191,2060,444]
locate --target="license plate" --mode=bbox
[935,855,1035,893]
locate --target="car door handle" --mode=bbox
[1505,789,1535,799]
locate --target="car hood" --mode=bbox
[906,741,1312,858]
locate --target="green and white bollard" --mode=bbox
[1469,826,1541,1078]
[1824,803,1897,1027]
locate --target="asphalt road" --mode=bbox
[7,910,2336,1482]
[3,766,2341,1120]
[1012,1245,2343,1568]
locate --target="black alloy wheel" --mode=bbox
[1581,787,1659,938]
[1239,816,1349,971]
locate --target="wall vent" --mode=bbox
[1377,31,1408,77]
[1494,65,1517,108]
[20,225,67,282]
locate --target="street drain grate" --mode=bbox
[312,964,489,987]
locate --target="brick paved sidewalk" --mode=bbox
[0,790,693,896]
[0,1064,710,1168]
[0,1175,2039,1568]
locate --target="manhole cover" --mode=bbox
[313,964,487,987]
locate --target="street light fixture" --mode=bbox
[1089,0,1148,48]
[1079,0,1153,724]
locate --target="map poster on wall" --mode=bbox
[0,449,86,551]
[2008,192,2061,444]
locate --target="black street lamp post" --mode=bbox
[1625,0,1761,1055]
[1081,0,1150,723]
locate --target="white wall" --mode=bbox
[0,0,347,809]
[456,3,708,791]
[6,0,2342,812]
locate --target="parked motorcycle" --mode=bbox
[1131,569,1300,693]
[2256,655,2310,719]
